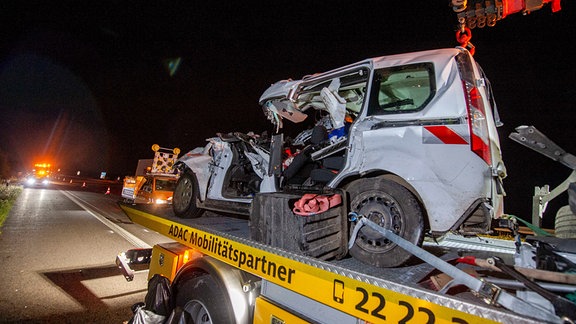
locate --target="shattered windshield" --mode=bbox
[261,68,369,132]
[367,63,435,115]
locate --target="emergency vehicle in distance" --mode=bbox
[122,145,180,205]
[24,162,52,187]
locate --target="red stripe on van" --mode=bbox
[424,126,468,145]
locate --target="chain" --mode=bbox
[455,17,476,55]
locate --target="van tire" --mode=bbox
[173,171,204,218]
[173,273,235,324]
[347,177,424,268]
[555,205,576,239]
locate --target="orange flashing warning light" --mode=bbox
[182,250,191,265]
[33,162,52,177]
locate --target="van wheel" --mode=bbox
[173,171,204,218]
[555,205,576,238]
[174,273,235,324]
[347,178,424,267]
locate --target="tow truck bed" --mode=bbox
[121,203,542,324]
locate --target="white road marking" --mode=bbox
[61,190,151,248]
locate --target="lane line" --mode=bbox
[61,190,151,248]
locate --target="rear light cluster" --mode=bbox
[463,81,492,165]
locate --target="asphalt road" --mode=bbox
[0,183,174,323]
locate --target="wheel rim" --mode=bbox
[174,177,193,212]
[184,300,212,324]
[351,190,403,253]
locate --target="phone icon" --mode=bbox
[333,279,345,303]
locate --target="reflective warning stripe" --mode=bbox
[121,205,499,324]
[423,125,469,144]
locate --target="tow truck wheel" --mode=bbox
[173,171,204,218]
[174,273,235,324]
[347,177,424,268]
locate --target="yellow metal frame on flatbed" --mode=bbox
[122,205,497,324]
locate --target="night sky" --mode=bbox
[1,1,575,224]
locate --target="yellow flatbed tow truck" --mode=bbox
[117,201,575,324]
[113,2,576,322]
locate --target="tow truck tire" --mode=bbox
[555,205,576,238]
[347,177,424,268]
[174,273,235,324]
[173,171,204,218]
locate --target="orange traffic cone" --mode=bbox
[105,187,110,195]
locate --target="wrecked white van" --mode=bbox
[173,47,507,267]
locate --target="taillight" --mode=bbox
[464,82,491,165]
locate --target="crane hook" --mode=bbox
[455,27,475,55]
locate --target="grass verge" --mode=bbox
[0,185,22,229]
